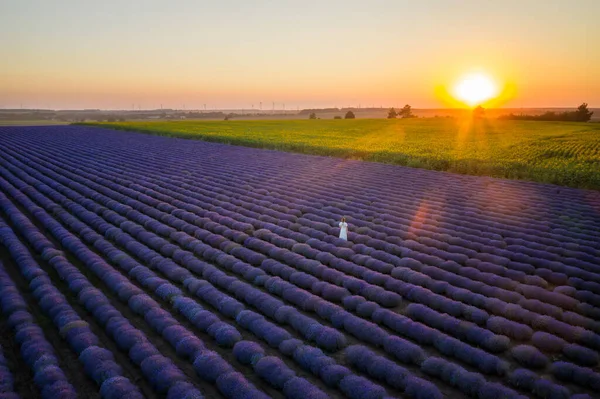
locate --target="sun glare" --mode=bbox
[453,73,498,107]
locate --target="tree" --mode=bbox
[387,108,397,119]
[399,104,414,118]
[575,103,593,122]
[334,116,342,119]
[345,111,355,119]
[309,112,317,119]
[472,105,485,119]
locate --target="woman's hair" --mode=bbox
[341,216,346,222]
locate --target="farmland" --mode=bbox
[0,125,600,399]
[84,118,600,190]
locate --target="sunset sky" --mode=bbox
[1,0,598,110]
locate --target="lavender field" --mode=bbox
[0,125,600,399]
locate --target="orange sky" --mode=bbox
[1,1,598,110]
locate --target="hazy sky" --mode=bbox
[1,0,598,110]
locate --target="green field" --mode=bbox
[0,120,68,126]
[82,118,600,190]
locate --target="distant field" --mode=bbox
[0,120,68,126]
[82,118,600,189]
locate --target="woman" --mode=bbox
[339,217,348,241]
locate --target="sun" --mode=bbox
[453,73,498,107]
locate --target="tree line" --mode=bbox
[307,103,594,122]
[499,103,593,122]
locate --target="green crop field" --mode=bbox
[0,120,68,126]
[81,118,600,190]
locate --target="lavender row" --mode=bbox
[0,142,402,398]
[2,135,596,378]
[0,146,521,375]
[0,221,144,399]
[0,265,70,399]
[0,137,596,372]
[1,147,422,399]
[4,134,600,328]
[4,140,592,346]
[5,132,600,282]
[14,169,336,397]
[0,168,303,398]
[0,155,346,352]
[101,133,600,250]
[42,140,596,328]
[37,128,600,248]
[2,126,600,396]
[0,190,216,398]
[50,138,600,282]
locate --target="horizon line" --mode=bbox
[2,105,598,112]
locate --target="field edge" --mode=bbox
[74,122,600,191]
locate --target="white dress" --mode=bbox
[339,221,348,241]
